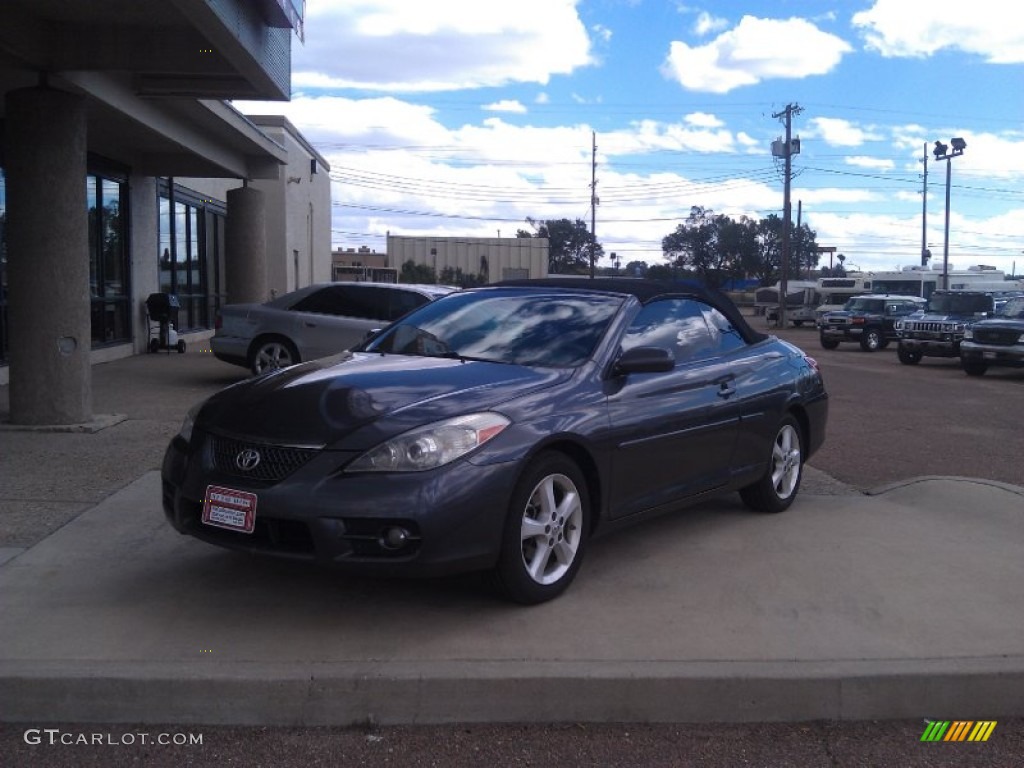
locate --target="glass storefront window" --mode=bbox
[157,183,222,332]
[87,173,129,345]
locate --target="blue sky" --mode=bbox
[236,0,1024,275]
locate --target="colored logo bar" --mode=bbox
[921,721,997,742]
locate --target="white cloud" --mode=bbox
[852,0,1024,63]
[661,15,853,93]
[846,156,895,170]
[593,24,613,43]
[693,12,728,37]
[807,117,881,148]
[293,0,595,92]
[684,112,724,129]
[483,100,528,114]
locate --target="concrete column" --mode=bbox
[225,186,268,304]
[5,87,91,425]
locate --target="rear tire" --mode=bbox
[249,337,299,376]
[493,453,590,605]
[740,415,803,514]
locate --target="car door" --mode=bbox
[604,298,739,519]
[288,285,383,359]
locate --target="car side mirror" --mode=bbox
[613,346,674,376]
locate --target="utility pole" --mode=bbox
[796,200,803,279]
[772,103,802,328]
[921,142,928,267]
[590,131,597,279]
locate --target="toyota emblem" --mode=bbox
[235,448,262,471]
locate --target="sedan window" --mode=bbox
[386,288,430,321]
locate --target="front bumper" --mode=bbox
[898,336,960,356]
[960,341,1024,367]
[161,431,521,577]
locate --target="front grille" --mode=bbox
[906,321,946,333]
[973,328,1021,346]
[209,435,319,482]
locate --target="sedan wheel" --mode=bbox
[740,416,803,514]
[494,454,590,604]
[250,338,298,376]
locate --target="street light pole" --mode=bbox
[932,138,966,291]
[942,155,952,291]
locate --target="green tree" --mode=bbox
[524,217,603,274]
[661,206,734,288]
[399,260,437,284]
[624,260,649,278]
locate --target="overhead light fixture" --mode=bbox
[950,137,967,152]
[933,141,948,160]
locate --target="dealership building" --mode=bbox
[0,0,330,425]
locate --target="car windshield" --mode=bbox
[844,298,885,312]
[926,293,991,314]
[996,298,1024,319]
[362,289,624,368]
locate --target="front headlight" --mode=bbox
[178,403,202,443]
[963,328,974,340]
[895,320,904,331]
[346,412,511,472]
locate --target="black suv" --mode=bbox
[819,295,926,352]
[959,296,1024,376]
[894,290,1017,365]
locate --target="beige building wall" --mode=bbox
[179,115,332,302]
[386,235,549,283]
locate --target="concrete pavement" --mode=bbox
[1,350,1023,725]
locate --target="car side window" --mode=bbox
[621,299,716,364]
[289,288,338,315]
[332,285,388,320]
[386,288,429,321]
[700,306,747,354]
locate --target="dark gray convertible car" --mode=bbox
[162,278,828,603]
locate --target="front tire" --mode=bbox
[897,344,922,365]
[962,359,988,376]
[819,336,839,350]
[740,416,803,514]
[860,328,883,351]
[494,453,590,604]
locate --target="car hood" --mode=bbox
[198,352,572,447]
[971,318,1024,331]
[908,312,977,322]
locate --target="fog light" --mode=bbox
[381,526,412,550]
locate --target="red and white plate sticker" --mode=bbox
[201,485,257,534]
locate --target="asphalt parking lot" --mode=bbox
[2,324,1023,767]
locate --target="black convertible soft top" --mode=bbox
[494,277,768,344]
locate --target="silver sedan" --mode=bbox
[211,282,455,375]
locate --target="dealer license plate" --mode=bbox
[202,485,257,534]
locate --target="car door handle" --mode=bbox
[304,321,317,328]
[717,378,737,398]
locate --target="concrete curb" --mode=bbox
[4,658,1024,726]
